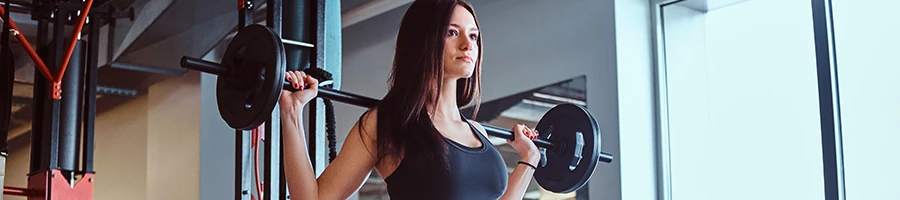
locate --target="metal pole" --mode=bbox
[31,8,66,175]
[265,0,286,198]
[305,0,328,176]
[29,19,47,174]
[236,2,254,200]
[811,0,845,199]
[0,1,13,195]
[82,14,100,173]
[235,130,251,200]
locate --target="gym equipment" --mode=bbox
[0,0,118,198]
[181,24,614,194]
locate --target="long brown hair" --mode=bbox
[359,0,482,165]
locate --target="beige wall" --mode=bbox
[94,94,151,200]
[146,72,201,200]
[3,72,200,200]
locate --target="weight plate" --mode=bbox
[217,24,286,130]
[533,104,601,193]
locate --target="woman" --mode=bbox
[280,0,540,199]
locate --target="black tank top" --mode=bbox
[384,119,509,199]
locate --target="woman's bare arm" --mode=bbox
[282,108,379,199]
[281,70,380,199]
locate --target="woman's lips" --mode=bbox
[456,56,473,63]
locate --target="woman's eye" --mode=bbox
[447,30,458,36]
[470,34,478,40]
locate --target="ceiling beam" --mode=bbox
[341,0,413,28]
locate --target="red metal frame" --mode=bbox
[0,0,94,99]
[27,170,94,200]
[2,1,98,199]
[4,186,35,196]
[4,170,94,199]
[0,6,52,82]
[53,0,94,95]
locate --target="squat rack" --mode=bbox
[233,0,330,200]
[0,0,130,199]
[0,0,327,199]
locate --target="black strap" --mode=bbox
[324,99,336,162]
[302,68,337,163]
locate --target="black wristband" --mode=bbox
[518,161,537,170]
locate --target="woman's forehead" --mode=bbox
[449,5,477,30]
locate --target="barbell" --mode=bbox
[180,24,613,194]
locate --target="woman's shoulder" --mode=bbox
[355,107,380,138]
[465,119,489,138]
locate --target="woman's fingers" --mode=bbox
[289,71,306,90]
[286,71,298,89]
[303,72,319,89]
[510,124,524,141]
[526,128,535,141]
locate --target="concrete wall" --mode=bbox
[3,73,201,200]
[199,70,235,200]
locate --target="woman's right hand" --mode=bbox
[509,124,541,165]
[280,71,319,110]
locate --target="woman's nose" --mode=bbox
[459,37,474,51]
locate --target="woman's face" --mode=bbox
[442,5,479,80]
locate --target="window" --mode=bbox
[660,0,825,199]
[831,0,900,199]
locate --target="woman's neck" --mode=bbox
[433,78,462,122]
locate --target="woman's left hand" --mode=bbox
[509,124,541,165]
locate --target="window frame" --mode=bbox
[649,0,846,200]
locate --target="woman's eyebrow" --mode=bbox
[449,23,479,32]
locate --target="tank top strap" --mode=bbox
[459,112,491,143]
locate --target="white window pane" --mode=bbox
[662,0,824,199]
[832,0,900,199]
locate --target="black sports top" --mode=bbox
[383,119,509,199]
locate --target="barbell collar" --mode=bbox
[181,56,227,75]
[599,152,613,163]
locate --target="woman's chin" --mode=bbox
[457,70,474,79]
[445,73,473,80]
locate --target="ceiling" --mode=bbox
[3,0,426,135]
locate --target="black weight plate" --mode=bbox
[217,24,286,130]
[534,104,601,193]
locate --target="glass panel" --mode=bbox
[661,0,824,199]
[831,0,900,199]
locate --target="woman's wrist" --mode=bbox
[519,151,541,166]
[280,101,304,113]
[280,103,304,125]
[517,161,537,170]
